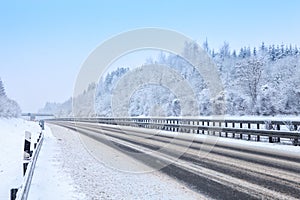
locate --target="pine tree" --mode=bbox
[0,78,6,97]
[260,42,266,52]
[202,38,209,53]
[246,46,251,57]
[253,47,257,56]
[294,45,299,55]
[270,45,276,61]
[281,44,285,56]
[211,49,216,58]
[232,50,237,58]
[285,45,291,55]
[275,45,281,59]
[289,44,293,55]
[239,48,244,58]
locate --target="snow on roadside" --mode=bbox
[161,128,300,155]
[28,125,86,200]
[0,118,41,200]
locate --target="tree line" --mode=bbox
[39,40,300,117]
[0,78,21,118]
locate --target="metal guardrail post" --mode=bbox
[8,129,43,200]
[10,128,44,200]
[11,188,18,200]
[39,120,45,130]
[238,123,242,139]
[277,124,281,143]
[16,132,44,200]
[224,122,228,137]
[23,131,32,176]
[47,117,300,146]
[23,131,31,159]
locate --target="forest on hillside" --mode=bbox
[39,41,300,117]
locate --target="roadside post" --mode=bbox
[39,120,45,130]
[23,131,31,175]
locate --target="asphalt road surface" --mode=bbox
[49,121,300,200]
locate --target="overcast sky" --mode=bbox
[0,0,299,112]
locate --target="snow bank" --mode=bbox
[0,118,40,199]
[28,125,85,199]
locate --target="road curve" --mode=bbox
[49,121,300,200]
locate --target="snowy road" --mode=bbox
[29,124,203,200]
[49,121,300,200]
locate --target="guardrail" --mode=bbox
[47,117,300,146]
[13,130,44,200]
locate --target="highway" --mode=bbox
[49,120,300,200]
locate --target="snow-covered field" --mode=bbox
[0,118,41,199]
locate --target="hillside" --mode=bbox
[39,41,300,117]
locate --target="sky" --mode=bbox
[0,0,300,112]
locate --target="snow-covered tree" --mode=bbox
[234,57,264,113]
[0,78,21,118]
[202,38,210,53]
[253,47,257,56]
[0,78,6,97]
[232,50,237,58]
[260,42,266,52]
[219,42,230,60]
[95,67,129,116]
[39,41,300,117]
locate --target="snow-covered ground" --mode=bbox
[155,126,300,155]
[0,118,41,199]
[150,115,300,122]
[28,125,85,199]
